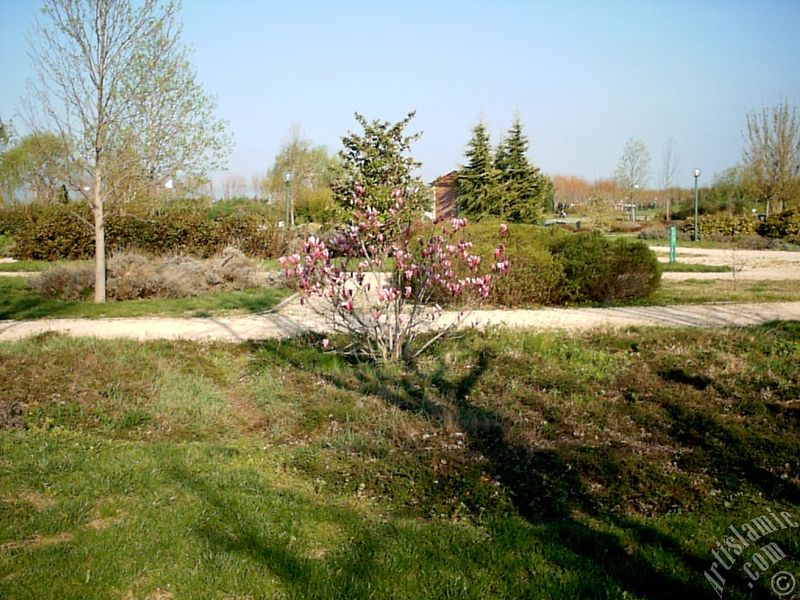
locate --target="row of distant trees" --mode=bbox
[551,101,800,221]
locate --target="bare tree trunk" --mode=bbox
[93,161,106,303]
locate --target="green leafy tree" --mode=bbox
[0,132,75,205]
[263,125,339,224]
[333,111,430,216]
[28,0,231,302]
[706,166,750,214]
[456,121,499,218]
[494,117,552,223]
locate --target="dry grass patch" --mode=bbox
[30,247,260,301]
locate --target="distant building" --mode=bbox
[431,171,458,220]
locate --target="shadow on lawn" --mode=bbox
[234,327,799,598]
[0,284,78,320]
[349,350,716,598]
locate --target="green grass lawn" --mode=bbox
[651,278,800,305]
[660,262,731,273]
[0,260,92,273]
[0,277,291,320]
[1,325,799,599]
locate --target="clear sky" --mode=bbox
[2,0,799,194]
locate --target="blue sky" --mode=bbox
[2,0,799,193]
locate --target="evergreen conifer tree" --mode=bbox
[456,121,497,217]
[494,116,552,223]
[333,111,430,216]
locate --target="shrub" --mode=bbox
[609,220,644,233]
[6,202,299,260]
[684,213,759,237]
[434,223,660,307]
[0,233,14,256]
[638,224,693,242]
[603,238,663,302]
[488,242,565,306]
[31,248,260,301]
[757,208,800,239]
[208,246,256,289]
[281,188,507,363]
[10,203,94,260]
[547,231,661,304]
[458,223,566,307]
[30,264,94,300]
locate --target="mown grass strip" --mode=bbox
[0,277,290,320]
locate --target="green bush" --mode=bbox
[435,222,660,307]
[684,213,759,237]
[3,202,295,260]
[489,242,565,306]
[757,208,800,239]
[10,203,95,260]
[547,231,661,304]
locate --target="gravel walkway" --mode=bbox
[1,299,798,343]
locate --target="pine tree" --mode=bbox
[456,121,497,218]
[495,116,552,223]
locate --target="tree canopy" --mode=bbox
[741,100,800,216]
[27,0,231,302]
[456,117,552,223]
[614,137,651,194]
[263,125,339,224]
[333,111,430,216]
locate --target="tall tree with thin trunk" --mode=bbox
[660,138,680,221]
[742,100,800,218]
[614,138,651,217]
[28,0,230,302]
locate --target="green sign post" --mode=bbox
[669,225,677,264]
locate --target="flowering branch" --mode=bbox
[281,187,508,362]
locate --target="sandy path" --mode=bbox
[1,299,798,343]
[652,246,800,280]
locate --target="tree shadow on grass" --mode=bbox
[245,333,800,598]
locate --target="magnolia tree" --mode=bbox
[281,186,508,362]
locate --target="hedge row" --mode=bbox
[679,209,800,241]
[1,203,293,260]
[682,213,759,237]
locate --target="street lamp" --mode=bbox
[692,168,701,241]
[284,171,292,227]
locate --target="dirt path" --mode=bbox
[652,246,800,280]
[1,299,798,343]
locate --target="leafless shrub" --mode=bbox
[30,265,94,300]
[32,249,261,301]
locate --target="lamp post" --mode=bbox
[284,171,292,227]
[692,168,701,241]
